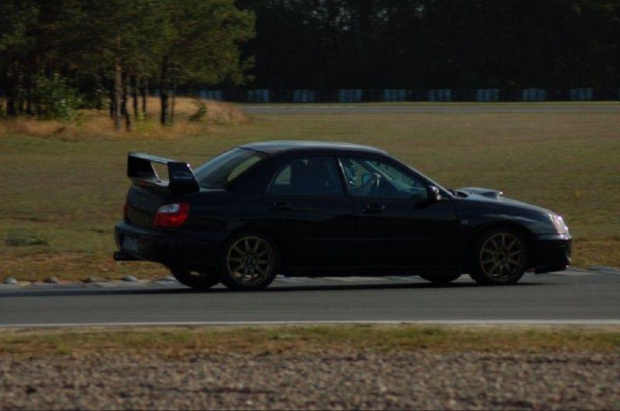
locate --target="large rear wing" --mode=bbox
[127,152,200,193]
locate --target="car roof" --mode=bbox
[240,140,387,155]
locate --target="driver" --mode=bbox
[343,161,357,186]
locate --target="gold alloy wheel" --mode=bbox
[479,232,526,281]
[225,236,275,286]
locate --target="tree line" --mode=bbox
[2,0,619,127]
[238,0,620,90]
[0,0,254,129]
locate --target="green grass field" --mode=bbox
[0,102,618,281]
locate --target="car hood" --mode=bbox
[457,187,554,215]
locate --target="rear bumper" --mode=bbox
[113,220,224,269]
[532,234,572,274]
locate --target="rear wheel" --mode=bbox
[170,269,220,289]
[218,232,279,291]
[469,227,529,285]
[419,273,461,284]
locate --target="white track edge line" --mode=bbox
[1,319,619,328]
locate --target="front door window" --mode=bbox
[339,157,428,201]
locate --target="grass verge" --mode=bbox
[0,325,619,357]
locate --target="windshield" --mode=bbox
[194,148,266,188]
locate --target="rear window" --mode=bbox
[194,148,265,188]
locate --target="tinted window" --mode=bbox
[270,157,344,197]
[194,148,265,188]
[339,157,428,200]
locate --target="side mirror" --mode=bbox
[427,185,442,202]
[361,173,372,185]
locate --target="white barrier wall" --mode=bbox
[476,89,500,102]
[428,89,452,102]
[200,90,223,100]
[247,89,271,102]
[293,90,316,103]
[521,88,547,101]
[382,89,407,102]
[196,88,616,102]
[570,88,593,101]
[338,89,363,102]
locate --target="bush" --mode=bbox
[189,100,208,122]
[33,74,84,121]
[5,229,49,247]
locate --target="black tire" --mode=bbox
[469,227,529,285]
[170,269,220,289]
[419,273,462,284]
[218,231,279,291]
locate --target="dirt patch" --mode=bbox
[0,349,617,409]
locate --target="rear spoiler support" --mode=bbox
[127,152,200,193]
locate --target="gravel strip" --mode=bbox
[1,350,618,410]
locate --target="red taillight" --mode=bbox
[154,203,190,228]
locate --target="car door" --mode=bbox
[258,155,356,270]
[338,156,460,272]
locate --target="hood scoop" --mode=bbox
[458,187,504,200]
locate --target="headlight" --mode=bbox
[550,214,569,234]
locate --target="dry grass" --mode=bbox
[0,97,249,141]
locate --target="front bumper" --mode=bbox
[113,220,223,269]
[532,233,572,273]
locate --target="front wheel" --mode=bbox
[218,232,279,291]
[170,269,220,289]
[419,273,462,284]
[469,228,529,285]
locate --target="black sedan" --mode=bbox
[114,141,571,290]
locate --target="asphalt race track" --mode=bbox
[0,270,618,327]
[242,103,620,115]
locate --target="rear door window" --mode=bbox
[270,157,345,197]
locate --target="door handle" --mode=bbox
[273,201,292,210]
[363,204,386,213]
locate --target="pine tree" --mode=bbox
[158,0,255,125]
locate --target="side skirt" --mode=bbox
[282,265,462,277]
